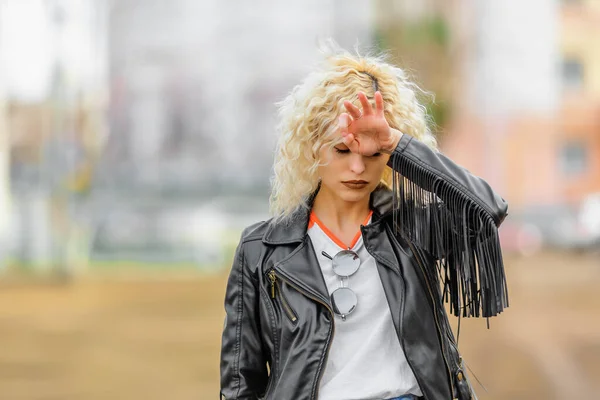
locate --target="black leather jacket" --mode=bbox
[220,135,509,400]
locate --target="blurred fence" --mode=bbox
[5,189,269,274]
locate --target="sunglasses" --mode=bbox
[322,249,361,321]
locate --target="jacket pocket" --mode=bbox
[267,269,298,323]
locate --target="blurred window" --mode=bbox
[561,58,584,90]
[560,141,588,176]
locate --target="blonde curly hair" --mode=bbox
[269,42,438,222]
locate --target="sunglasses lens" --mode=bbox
[332,250,360,277]
[331,287,357,316]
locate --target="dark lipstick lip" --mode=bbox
[342,180,368,184]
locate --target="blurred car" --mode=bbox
[550,192,600,252]
[88,194,270,267]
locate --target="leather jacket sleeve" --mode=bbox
[220,232,268,399]
[388,133,508,226]
[387,133,509,318]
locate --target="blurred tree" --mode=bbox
[374,0,453,134]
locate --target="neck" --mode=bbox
[311,185,371,231]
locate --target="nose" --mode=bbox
[349,153,366,175]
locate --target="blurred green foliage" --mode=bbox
[399,16,449,47]
[375,14,452,132]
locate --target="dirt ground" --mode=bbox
[0,251,599,400]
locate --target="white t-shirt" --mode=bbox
[307,210,423,400]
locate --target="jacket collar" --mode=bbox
[262,184,394,245]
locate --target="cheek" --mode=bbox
[318,161,342,182]
[368,157,389,176]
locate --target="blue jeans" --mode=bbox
[387,396,422,400]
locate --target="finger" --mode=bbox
[343,100,362,120]
[338,113,351,132]
[343,133,360,153]
[374,91,384,116]
[357,92,373,115]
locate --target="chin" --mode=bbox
[337,187,372,203]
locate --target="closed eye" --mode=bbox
[334,147,382,157]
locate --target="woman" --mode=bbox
[220,45,508,400]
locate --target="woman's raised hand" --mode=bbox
[338,91,402,156]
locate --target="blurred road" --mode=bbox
[0,251,598,399]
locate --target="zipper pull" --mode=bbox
[268,270,276,298]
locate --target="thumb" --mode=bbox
[338,113,351,133]
[338,113,350,126]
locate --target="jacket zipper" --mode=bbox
[261,287,278,400]
[406,240,456,398]
[268,270,298,323]
[267,268,334,400]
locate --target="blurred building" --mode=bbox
[106,0,374,194]
[559,0,600,204]
[442,0,561,210]
[94,0,376,265]
[375,0,559,205]
[375,0,600,251]
[0,0,378,270]
[0,0,108,269]
[448,0,600,212]
[376,0,559,202]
